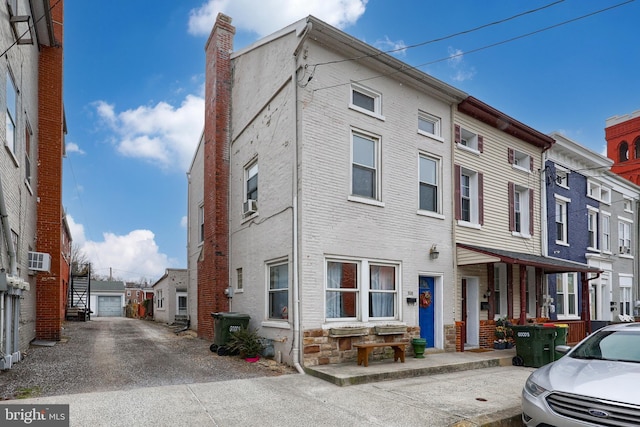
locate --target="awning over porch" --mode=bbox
[456,243,602,274]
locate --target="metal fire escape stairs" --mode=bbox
[67,265,91,321]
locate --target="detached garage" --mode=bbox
[90,280,125,317]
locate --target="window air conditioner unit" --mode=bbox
[28,251,51,272]
[243,199,257,215]
[619,246,631,255]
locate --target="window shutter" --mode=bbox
[508,182,515,231]
[508,148,514,164]
[454,164,461,220]
[530,156,534,172]
[478,171,484,225]
[478,135,484,153]
[529,188,534,235]
[454,125,461,144]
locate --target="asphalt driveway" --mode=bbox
[0,317,293,400]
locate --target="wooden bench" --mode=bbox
[353,342,407,367]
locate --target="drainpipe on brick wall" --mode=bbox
[290,21,312,375]
[0,173,18,367]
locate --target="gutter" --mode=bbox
[289,21,312,376]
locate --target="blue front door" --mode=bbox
[418,276,435,348]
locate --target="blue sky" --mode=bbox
[63,0,640,282]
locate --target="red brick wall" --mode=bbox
[606,115,640,184]
[36,0,65,341]
[197,14,235,340]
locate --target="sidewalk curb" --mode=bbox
[451,406,522,427]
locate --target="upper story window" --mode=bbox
[509,182,532,236]
[418,111,442,140]
[236,268,243,292]
[455,125,483,153]
[419,154,439,213]
[587,180,611,204]
[351,130,380,201]
[244,161,258,216]
[508,148,532,172]
[455,164,483,226]
[554,195,569,245]
[619,141,629,162]
[198,204,204,243]
[601,212,611,253]
[555,167,569,188]
[623,197,633,213]
[587,208,599,250]
[350,83,383,119]
[6,71,17,156]
[24,119,32,191]
[618,218,632,256]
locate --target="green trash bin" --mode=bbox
[210,312,250,356]
[554,323,569,360]
[512,324,557,368]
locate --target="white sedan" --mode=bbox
[522,322,640,426]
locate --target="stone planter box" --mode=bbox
[374,325,407,335]
[329,327,368,337]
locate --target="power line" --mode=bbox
[312,0,566,67]
[313,0,635,93]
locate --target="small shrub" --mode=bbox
[226,327,264,358]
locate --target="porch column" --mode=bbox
[487,263,494,319]
[535,268,543,319]
[507,264,513,319]
[519,264,527,325]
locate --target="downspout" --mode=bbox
[0,173,17,363]
[290,21,312,375]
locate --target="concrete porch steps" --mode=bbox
[305,348,517,387]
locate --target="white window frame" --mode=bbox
[587,180,611,204]
[587,207,599,251]
[418,153,440,215]
[619,275,632,316]
[325,258,400,322]
[6,70,17,157]
[555,167,569,188]
[176,292,188,315]
[556,272,579,320]
[236,267,243,292]
[245,161,258,204]
[350,129,382,204]
[198,203,204,244]
[512,149,531,173]
[417,111,443,141]
[554,195,569,245]
[458,127,479,153]
[156,289,164,310]
[349,83,384,120]
[623,197,633,213]
[618,217,632,256]
[459,167,480,227]
[493,264,507,319]
[24,118,32,193]
[267,259,289,321]
[512,185,530,237]
[601,212,611,253]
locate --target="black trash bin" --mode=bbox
[210,312,250,356]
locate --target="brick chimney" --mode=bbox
[36,0,65,341]
[197,14,235,340]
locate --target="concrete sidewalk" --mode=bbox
[1,364,534,426]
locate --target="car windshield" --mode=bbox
[571,330,640,363]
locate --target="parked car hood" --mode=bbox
[532,357,640,405]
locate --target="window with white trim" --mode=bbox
[623,197,633,213]
[618,219,632,255]
[509,183,531,236]
[555,196,568,244]
[351,130,380,200]
[25,119,32,189]
[587,180,611,204]
[268,261,289,320]
[508,148,532,172]
[419,153,439,213]
[350,83,382,118]
[156,289,164,309]
[455,165,483,226]
[556,273,578,319]
[619,276,632,316]
[601,213,611,253]
[418,111,441,138]
[326,259,398,321]
[236,267,243,291]
[198,204,204,243]
[6,71,17,155]
[587,208,598,250]
[457,127,480,152]
[245,161,258,203]
[493,264,507,318]
[555,168,569,188]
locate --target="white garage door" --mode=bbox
[98,296,122,317]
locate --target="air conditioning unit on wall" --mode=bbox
[28,251,51,272]
[243,199,257,215]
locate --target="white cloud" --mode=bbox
[66,215,174,283]
[447,46,476,82]
[95,95,204,171]
[374,36,407,57]
[66,142,85,155]
[180,216,188,228]
[188,0,367,38]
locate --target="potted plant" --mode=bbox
[494,318,507,349]
[226,327,265,362]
